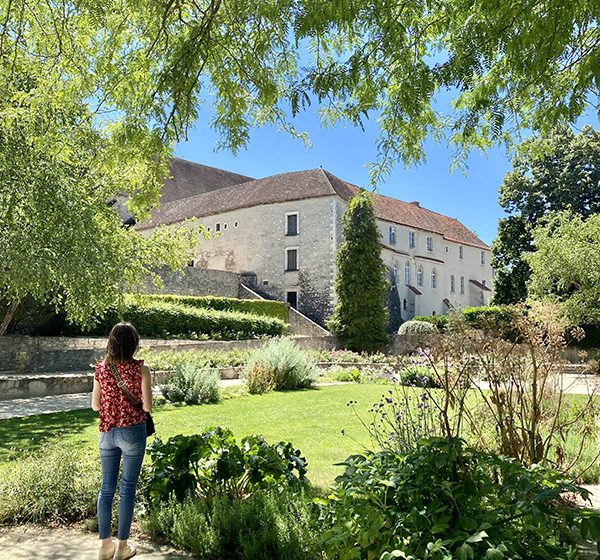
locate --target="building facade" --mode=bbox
[140,160,493,326]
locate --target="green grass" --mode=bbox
[1,384,598,487]
[0,385,391,488]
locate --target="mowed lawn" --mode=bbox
[0,384,391,488]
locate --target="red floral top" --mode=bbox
[94,359,146,432]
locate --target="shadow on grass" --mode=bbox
[0,409,98,463]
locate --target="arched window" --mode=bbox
[431,268,437,289]
[404,261,411,286]
[417,266,423,287]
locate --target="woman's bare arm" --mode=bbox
[141,364,153,412]
[92,378,101,411]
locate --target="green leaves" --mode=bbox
[526,212,600,324]
[492,126,600,306]
[143,426,308,503]
[327,191,388,351]
[319,437,597,560]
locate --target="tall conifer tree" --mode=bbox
[327,191,388,351]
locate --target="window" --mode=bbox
[215,222,221,232]
[286,212,299,236]
[426,236,433,252]
[460,276,465,294]
[408,231,416,248]
[445,245,449,253]
[234,221,239,228]
[392,266,398,282]
[207,227,211,232]
[450,275,455,293]
[223,223,228,230]
[404,261,411,286]
[389,226,396,244]
[286,290,298,309]
[285,248,298,271]
[417,266,424,287]
[431,268,437,289]
[481,250,485,264]
[459,245,464,260]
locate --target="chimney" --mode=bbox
[410,201,420,207]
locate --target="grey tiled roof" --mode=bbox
[140,162,489,250]
[160,158,254,203]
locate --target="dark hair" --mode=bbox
[106,322,140,364]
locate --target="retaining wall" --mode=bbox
[0,334,338,375]
[141,267,240,298]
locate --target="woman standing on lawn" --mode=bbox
[92,322,153,560]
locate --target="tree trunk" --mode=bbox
[0,299,19,336]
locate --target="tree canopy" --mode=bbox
[526,212,600,324]
[0,84,199,334]
[0,0,598,180]
[491,126,600,304]
[327,191,388,351]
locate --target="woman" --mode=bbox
[92,322,153,560]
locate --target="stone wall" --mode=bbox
[187,196,337,323]
[0,334,338,375]
[142,267,240,297]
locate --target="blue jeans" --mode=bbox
[98,422,146,540]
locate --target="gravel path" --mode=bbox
[0,525,193,560]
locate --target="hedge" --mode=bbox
[412,315,448,332]
[77,300,287,340]
[461,306,514,331]
[398,320,437,335]
[129,294,289,321]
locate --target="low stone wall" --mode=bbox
[0,334,339,375]
[0,373,94,400]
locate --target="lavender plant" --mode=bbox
[350,374,442,454]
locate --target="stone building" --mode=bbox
[139,158,493,327]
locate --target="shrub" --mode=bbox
[412,314,448,332]
[142,426,307,504]
[319,437,600,560]
[0,444,99,524]
[398,319,437,335]
[160,362,221,405]
[139,348,250,371]
[244,364,275,394]
[461,305,514,331]
[141,489,321,560]
[322,367,362,383]
[242,338,317,393]
[133,294,289,321]
[74,299,287,340]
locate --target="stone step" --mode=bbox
[0,371,93,400]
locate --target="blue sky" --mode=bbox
[174,103,598,247]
